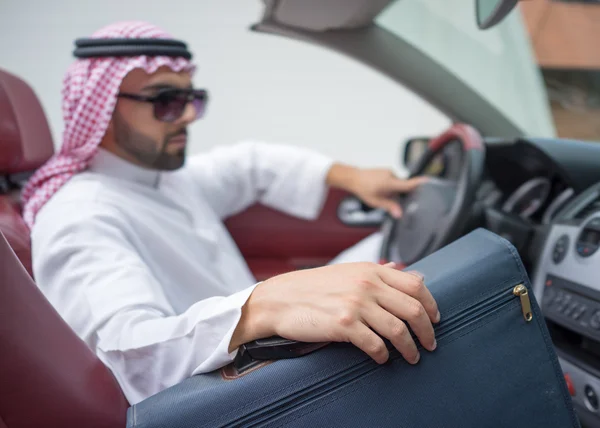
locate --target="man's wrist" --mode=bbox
[325,163,361,194]
[228,282,276,352]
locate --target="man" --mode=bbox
[25,21,440,405]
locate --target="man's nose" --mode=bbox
[178,101,197,125]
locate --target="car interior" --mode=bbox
[2,1,600,427]
[3,66,600,428]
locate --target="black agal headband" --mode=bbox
[73,38,193,60]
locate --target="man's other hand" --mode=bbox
[326,164,427,218]
[231,262,440,365]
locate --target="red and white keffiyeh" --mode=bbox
[21,21,196,228]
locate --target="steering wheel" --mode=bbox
[379,124,486,266]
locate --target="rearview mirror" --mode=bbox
[403,137,449,177]
[475,0,519,30]
[403,137,430,171]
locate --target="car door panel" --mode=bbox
[225,189,378,280]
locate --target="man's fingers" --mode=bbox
[362,305,420,364]
[378,199,403,219]
[374,175,428,216]
[375,287,436,353]
[346,322,390,364]
[392,176,428,193]
[405,270,424,281]
[378,267,440,324]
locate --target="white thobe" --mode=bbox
[31,142,339,405]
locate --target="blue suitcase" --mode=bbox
[127,229,579,427]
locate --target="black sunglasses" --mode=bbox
[117,88,208,122]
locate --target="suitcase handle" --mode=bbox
[233,337,329,373]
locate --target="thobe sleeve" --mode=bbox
[184,141,335,219]
[32,203,257,405]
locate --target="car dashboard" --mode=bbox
[480,140,581,224]
[479,137,600,427]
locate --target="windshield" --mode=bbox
[378,0,600,142]
[376,0,561,139]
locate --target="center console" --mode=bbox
[533,183,600,427]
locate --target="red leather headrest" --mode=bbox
[0,69,54,175]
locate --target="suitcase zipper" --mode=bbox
[428,283,532,347]
[513,284,533,322]
[223,282,531,428]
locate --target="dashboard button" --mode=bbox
[558,294,572,313]
[552,235,569,264]
[585,385,599,411]
[576,221,600,257]
[558,295,572,314]
[573,306,587,320]
[565,303,579,317]
[577,244,597,258]
[554,292,565,305]
[564,374,576,397]
[590,311,600,330]
[543,288,556,306]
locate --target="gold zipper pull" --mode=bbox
[513,284,533,322]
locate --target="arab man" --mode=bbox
[25,21,439,404]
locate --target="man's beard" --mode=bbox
[113,113,186,171]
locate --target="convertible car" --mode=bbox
[1,0,599,427]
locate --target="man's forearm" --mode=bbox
[325,163,361,193]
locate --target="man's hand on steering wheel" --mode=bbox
[326,164,428,218]
[379,124,485,265]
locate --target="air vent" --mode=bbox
[574,193,600,220]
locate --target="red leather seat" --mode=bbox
[0,68,129,427]
[0,68,55,276]
[0,231,129,428]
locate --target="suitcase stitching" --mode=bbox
[221,360,377,428]
[438,278,519,338]
[237,362,383,428]
[264,370,388,428]
[205,356,369,426]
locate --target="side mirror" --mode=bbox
[475,0,519,30]
[403,137,430,171]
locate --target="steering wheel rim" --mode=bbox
[379,124,486,265]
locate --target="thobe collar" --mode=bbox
[89,148,162,188]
